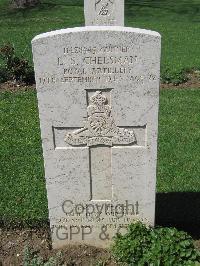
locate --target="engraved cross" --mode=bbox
[64,90,138,201]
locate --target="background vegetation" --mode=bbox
[0,0,199,83]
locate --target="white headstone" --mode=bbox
[84,0,124,26]
[32,11,161,250]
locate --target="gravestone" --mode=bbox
[84,0,124,26]
[32,0,161,249]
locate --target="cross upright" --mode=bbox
[84,0,124,26]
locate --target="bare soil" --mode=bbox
[0,228,117,266]
[160,71,200,89]
[1,228,199,266]
[0,81,36,93]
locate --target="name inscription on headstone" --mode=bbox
[38,43,158,86]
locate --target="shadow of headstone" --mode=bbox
[156,192,200,239]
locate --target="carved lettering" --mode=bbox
[63,45,128,55]
[64,68,86,75]
[83,56,136,65]
[38,73,157,85]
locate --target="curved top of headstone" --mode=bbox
[32,26,161,43]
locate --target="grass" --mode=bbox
[0,0,199,82]
[126,0,200,82]
[0,89,200,223]
[0,90,48,224]
[157,89,200,192]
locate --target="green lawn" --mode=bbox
[0,0,200,83]
[0,89,200,223]
[157,89,200,192]
[0,90,47,224]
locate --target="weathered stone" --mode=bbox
[84,0,124,26]
[32,26,161,248]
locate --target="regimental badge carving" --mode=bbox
[95,0,114,16]
[65,91,137,147]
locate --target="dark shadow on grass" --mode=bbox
[156,192,200,239]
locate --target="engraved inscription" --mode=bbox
[63,45,128,55]
[37,44,159,85]
[95,0,114,16]
[65,91,137,147]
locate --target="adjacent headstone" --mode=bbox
[32,2,161,249]
[84,0,124,26]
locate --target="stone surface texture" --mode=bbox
[32,26,161,248]
[84,0,124,26]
